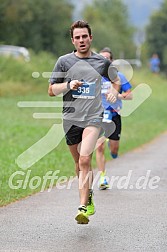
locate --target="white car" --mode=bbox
[0,45,30,62]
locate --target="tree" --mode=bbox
[82,0,135,58]
[0,0,74,56]
[145,0,167,70]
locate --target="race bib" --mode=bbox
[72,82,96,99]
[101,81,111,94]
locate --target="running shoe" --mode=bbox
[75,205,89,224]
[110,152,118,159]
[98,172,109,190]
[87,189,95,216]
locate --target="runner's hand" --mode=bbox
[106,93,116,103]
[69,80,83,90]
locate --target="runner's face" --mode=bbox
[71,28,92,55]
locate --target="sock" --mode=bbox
[79,205,87,210]
[100,171,106,177]
[89,188,93,194]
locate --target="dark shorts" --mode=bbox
[63,118,103,145]
[108,114,121,140]
[103,114,121,141]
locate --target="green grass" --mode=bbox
[118,68,167,154]
[0,55,167,206]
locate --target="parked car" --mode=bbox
[0,45,30,62]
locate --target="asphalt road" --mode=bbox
[0,132,167,252]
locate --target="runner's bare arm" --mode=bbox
[106,76,120,103]
[48,80,83,96]
[117,89,133,100]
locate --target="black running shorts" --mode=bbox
[107,114,121,140]
[63,118,103,146]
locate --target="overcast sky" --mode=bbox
[70,0,163,28]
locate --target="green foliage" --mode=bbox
[0,0,137,59]
[82,0,136,58]
[0,50,56,96]
[0,0,74,56]
[145,0,167,69]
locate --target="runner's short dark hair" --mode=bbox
[70,20,92,38]
[100,47,113,60]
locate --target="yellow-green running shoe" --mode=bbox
[98,173,109,190]
[75,205,89,224]
[87,189,95,216]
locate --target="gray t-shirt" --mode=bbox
[50,51,117,122]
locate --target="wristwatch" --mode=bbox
[67,79,71,90]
